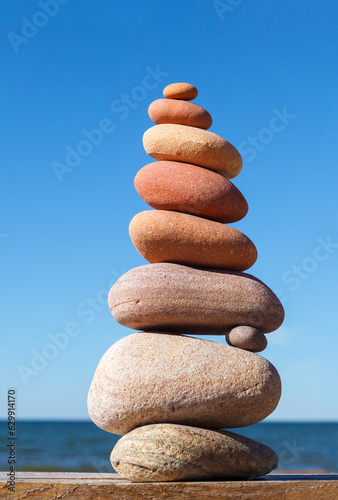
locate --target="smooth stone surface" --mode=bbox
[148,99,212,129]
[129,210,257,271]
[143,124,242,179]
[111,424,278,482]
[134,161,248,223]
[226,326,268,352]
[108,263,285,334]
[163,83,198,100]
[88,333,282,435]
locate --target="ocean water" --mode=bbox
[0,421,337,473]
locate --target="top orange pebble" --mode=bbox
[163,82,198,101]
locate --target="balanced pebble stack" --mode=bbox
[88,82,285,482]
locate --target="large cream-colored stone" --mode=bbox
[88,333,281,435]
[129,210,257,271]
[143,124,242,178]
[108,263,284,334]
[111,423,278,482]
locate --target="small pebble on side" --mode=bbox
[226,326,268,352]
[163,82,198,100]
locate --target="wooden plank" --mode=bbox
[0,472,337,499]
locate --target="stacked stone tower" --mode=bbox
[88,82,285,482]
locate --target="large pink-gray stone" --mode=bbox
[111,424,278,481]
[88,332,281,435]
[108,263,284,334]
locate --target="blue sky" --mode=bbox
[1,0,337,422]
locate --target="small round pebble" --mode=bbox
[163,82,198,100]
[226,326,268,353]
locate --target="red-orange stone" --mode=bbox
[134,161,248,223]
[163,83,198,100]
[148,99,212,130]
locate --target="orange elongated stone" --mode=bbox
[129,210,257,271]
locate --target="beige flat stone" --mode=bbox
[143,124,242,179]
[88,332,281,435]
[108,263,284,334]
[129,210,257,271]
[111,423,278,482]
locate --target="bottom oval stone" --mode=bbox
[111,423,278,482]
